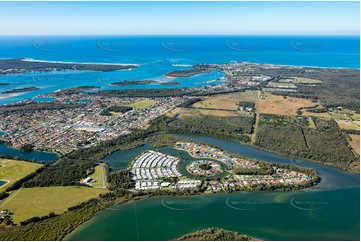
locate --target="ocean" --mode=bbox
[0,35,359,105]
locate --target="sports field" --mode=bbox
[0,159,43,193]
[0,186,107,224]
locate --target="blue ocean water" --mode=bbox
[0,36,359,105]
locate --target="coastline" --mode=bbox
[22,58,140,67]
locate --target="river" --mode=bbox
[66,135,360,241]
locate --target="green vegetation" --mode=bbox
[0,101,85,113]
[129,99,157,109]
[88,164,107,188]
[177,98,202,108]
[153,115,254,143]
[99,105,133,116]
[23,129,151,187]
[0,159,43,193]
[0,58,138,75]
[165,68,211,77]
[0,193,120,240]
[19,144,34,153]
[2,87,39,94]
[176,227,254,241]
[110,80,156,86]
[255,114,358,172]
[0,186,107,224]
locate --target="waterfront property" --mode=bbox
[186,160,222,177]
[131,150,201,190]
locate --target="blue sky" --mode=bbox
[0,1,359,35]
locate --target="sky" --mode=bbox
[0,1,359,35]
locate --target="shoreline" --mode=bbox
[22,58,140,67]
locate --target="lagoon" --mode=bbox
[0,144,58,163]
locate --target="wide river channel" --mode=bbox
[66,135,360,241]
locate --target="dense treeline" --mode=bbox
[99,105,133,116]
[20,212,57,226]
[176,228,253,241]
[150,115,254,143]
[95,88,197,98]
[255,114,358,172]
[0,101,85,113]
[343,129,360,135]
[0,58,137,75]
[108,169,134,190]
[238,101,255,109]
[177,98,202,108]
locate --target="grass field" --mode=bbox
[87,164,107,189]
[292,77,323,84]
[258,93,325,116]
[348,134,360,155]
[0,159,43,193]
[0,186,107,224]
[330,108,360,131]
[192,91,258,111]
[167,107,240,118]
[129,99,157,109]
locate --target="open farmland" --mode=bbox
[129,99,157,109]
[0,159,43,192]
[192,91,258,111]
[166,107,241,118]
[0,186,107,224]
[258,93,326,117]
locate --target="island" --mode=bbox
[176,228,255,241]
[165,68,212,77]
[1,87,39,94]
[0,58,138,75]
[110,80,156,86]
[160,81,180,86]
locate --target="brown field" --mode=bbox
[258,93,326,116]
[348,134,360,155]
[301,111,331,119]
[292,77,323,84]
[337,120,360,131]
[192,91,258,111]
[167,107,239,118]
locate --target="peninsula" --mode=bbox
[0,58,138,75]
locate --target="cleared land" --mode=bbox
[258,93,326,117]
[348,134,360,155]
[192,91,258,111]
[87,164,107,189]
[0,159,43,192]
[0,186,107,224]
[330,108,360,131]
[167,107,241,118]
[129,99,157,109]
[292,77,323,84]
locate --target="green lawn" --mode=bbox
[129,99,157,109]
[88,164,107,189]
[0,186,107,224]
[0,159,43,193]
